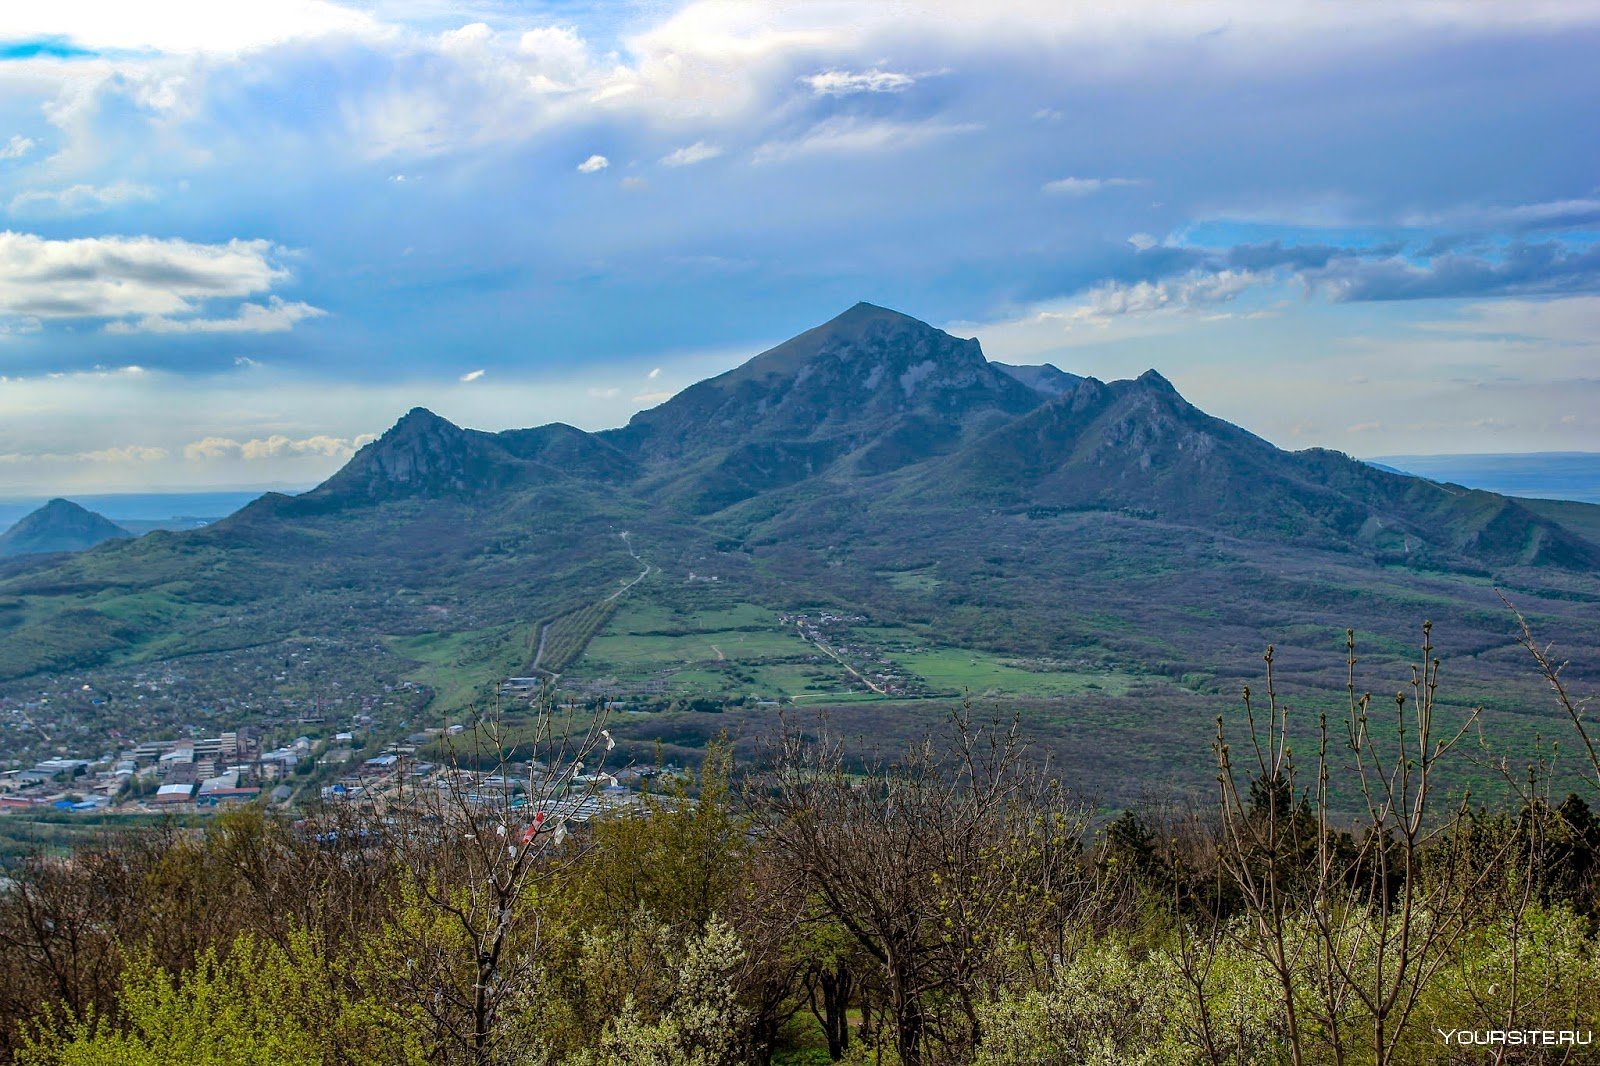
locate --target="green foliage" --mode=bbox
[575,742,748,931]
[973,936,1288,1066]
[536,599,618,674]
[1407,904,1600,1059]
[566,918,752,1066]
[18,932,424,1066]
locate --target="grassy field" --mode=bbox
[571,589,832,702]
[584,625,806,667]
[893,647,1136,697]
[389,624,529,713]
[878,567,943,593]
[567,583,1148,706]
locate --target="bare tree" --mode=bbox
[1214,626,1507,1065]
[750,708,1091,1066]
[347,693,613,1066]
[1501,591,1600,792]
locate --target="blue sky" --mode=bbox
[0,0,1597,493]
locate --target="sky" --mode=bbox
[0,0,1597,494]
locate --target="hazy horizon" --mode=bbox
[6,441,1600,528]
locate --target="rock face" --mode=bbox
[310,408,524,501]
[0,499,132,557]
[598,302,1051,509]
[292,302,1600,568]
[605,302,1043,462]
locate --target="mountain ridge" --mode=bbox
[3,303,1600,774]
[273,303,1598,570]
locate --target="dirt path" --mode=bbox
[796,622,889,695]
[530,621,552,672]
[605,531,652,602]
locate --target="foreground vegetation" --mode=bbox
[3,618,1600,1065]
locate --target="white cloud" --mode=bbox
[180,436,241,460]
[0,231,290,320]
[1127,232,1159,251]
[1067,271,1265,319]
[182,433,371,462]
[1398,198,1600,230]
[0,444,166,464]
[587,386,620,398]
[752,117,980,164]
[620,176,648,190]
[660,141,722,167]
[9,181,158,216]
[0,0,375,55]
[0,135,35,161]
[7,0,1598,174]
[10,0,1579,180]
[517,25,592,92]
[647,367,662,379]
[0,315,43,335]
[105,296,325,334]
[1043,176,1145,197]
[577,154,609,173]
[460,369,486,383]
[241,434,363,460]
[802,69,915,95]
[943,270,1278,366]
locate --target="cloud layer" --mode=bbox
[0,0,1596,488]
[0,232,310,328]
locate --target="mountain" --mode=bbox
[992,361,1084,396]
[610,303,1041,459]
[916,371,1596,569]
[3,304,1600,797]
[606,304,1045,510]
[0,499,132,557]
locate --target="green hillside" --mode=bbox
[2,304,1597,800]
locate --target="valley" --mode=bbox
[3,304,1599,810]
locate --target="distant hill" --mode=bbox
[0,499,131,558]
[4,304,1600,795]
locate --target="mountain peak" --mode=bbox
[312,406,507,501]
[391,406,458,433]
[822,301,931,332]
[729,302,979,383]
[1135,369,1178,394]
[0,498,131,557]
[608,302,1042,466]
